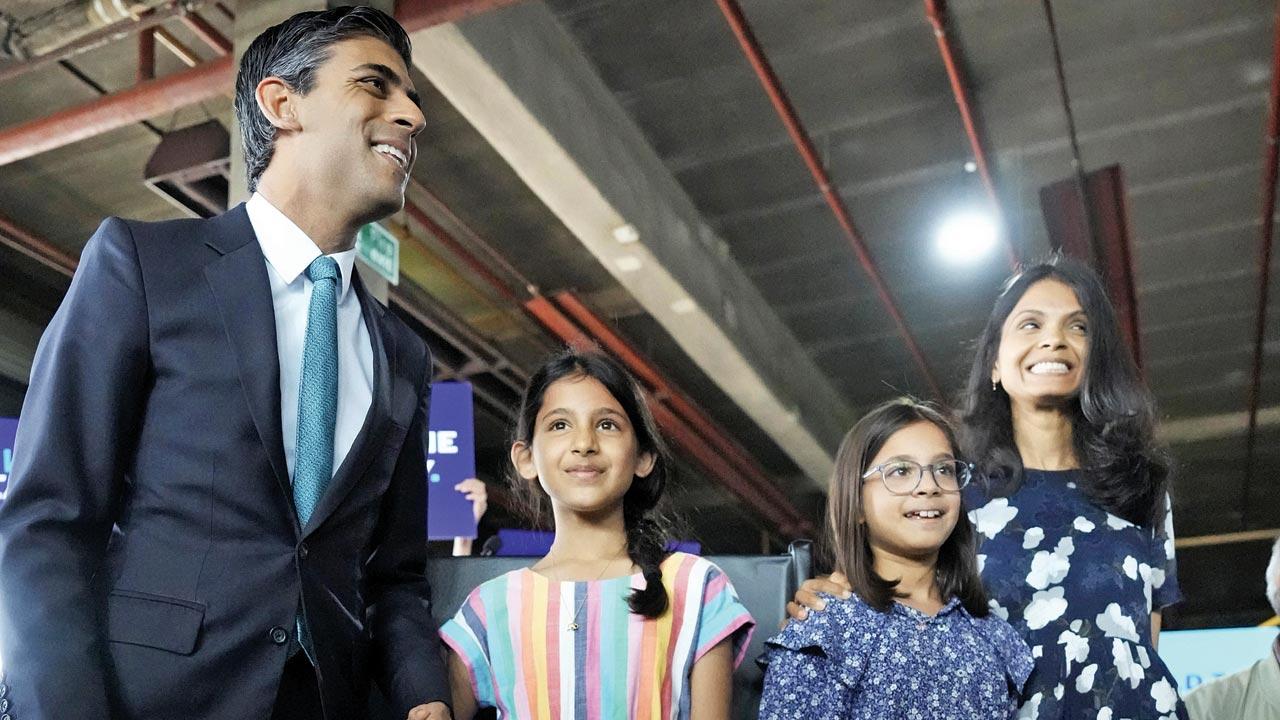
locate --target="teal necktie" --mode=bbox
[293,255,339,659]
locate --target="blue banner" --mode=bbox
[0,417,15,502]
[426,382,478,540]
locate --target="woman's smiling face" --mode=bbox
[992,278,1090,407]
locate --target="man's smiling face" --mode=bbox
[285,35,425,221]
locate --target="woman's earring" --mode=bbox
[991,379,998,392]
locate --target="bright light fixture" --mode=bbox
[612,223,640,244]
[963,161,977,173]
[935,210,998,264]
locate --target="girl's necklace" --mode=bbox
[546,545,628,632]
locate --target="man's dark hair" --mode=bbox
[233,6,412,193]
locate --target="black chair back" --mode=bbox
[371,541,811,719]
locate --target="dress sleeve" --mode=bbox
[758,642,853,719]
[693,562,756,668]
[759,596,874,690]
[1150,493,1182,610]
[439,587,497,709]
[970,613,1035,697]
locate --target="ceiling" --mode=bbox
[0,0,1276,628]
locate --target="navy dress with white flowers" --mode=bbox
[966,469,1187,720]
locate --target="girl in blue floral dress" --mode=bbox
[761,399,1033,719]
[791,258,1187,719]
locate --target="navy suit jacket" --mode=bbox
[0,205,449,718]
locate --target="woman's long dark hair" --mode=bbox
[956,256,1169,528]
[825,398,989,616]
[511,348,673,618]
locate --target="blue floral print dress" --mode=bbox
[966,469,1187,720]
[759,593,1033,719]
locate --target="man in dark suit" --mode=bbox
[0,7,451,719]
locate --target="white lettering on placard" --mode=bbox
[427,431,458,455]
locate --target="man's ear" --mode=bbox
[510,441,538,482]
[255,76,301,132]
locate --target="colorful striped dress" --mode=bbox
[440,551,755,719]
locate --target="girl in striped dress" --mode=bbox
[440,350,755,719]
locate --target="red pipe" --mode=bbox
[712,0,943,400]
[394,0,528,33]
[1243,0,1280,527]
[0,56,233,167]
[136,28,156,84]
[179,11,232,57]
[0,212,77,277]
[523,294,802,535]
[402,201,524,305]
[551,291,811,533]
[924,0,1019,270]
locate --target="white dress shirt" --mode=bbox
[245,192,374,482]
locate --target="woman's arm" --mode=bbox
[1151,611,1162,650]
[689,637,734,720]
[446,649,479,720]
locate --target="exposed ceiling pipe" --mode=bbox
[404,195,808,536]
[178,10,230,57]
[712,0,943,400]
[394,0,527,33]
[0,211,77,276]
[922,0,1019,269]
[550,290,812,534]
[1243,0,1280,531]
[522,294,805,537]
[1040,0,1098,257]
[0,55,232,167]
[0,0,191,84]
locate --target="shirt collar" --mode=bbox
[245,192,357,300]
[891,596,965,621]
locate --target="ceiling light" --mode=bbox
[963,161,977,173]
[615,255,642,272]
[612,223,640,244]
[935,210,998,264]
[670,297,696,315]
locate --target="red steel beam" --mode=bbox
[712,0,944,400]
[0,212,77,277]
[394,0,528,33]
[550,291,812,533]
[524,295,803,536]
[1244,0,1280,528]
[0,56,233,167]
[403,200,524,305]
[137,29,156,84]
[924,0,1019,270]
[179,11,232,57]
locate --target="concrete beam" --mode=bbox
[1160,405,1280,445]
[408,3,852,485]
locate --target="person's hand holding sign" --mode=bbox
[451,478,488,557]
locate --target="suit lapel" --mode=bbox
[302,271,396,538]
[202,205,293,504]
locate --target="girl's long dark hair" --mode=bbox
[956,256,1169,528]
[825,398,989,616]
[511,348,673,618]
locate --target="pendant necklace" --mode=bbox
[554,546,628,632]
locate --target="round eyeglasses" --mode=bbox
[860,459,973,495]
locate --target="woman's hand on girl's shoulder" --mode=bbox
[783,571,853,626]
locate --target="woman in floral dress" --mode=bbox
[791,258,1186,719]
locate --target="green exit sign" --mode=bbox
[356,222,399,285]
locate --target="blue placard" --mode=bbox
[426,382,477,540]
[0,417,16,502]
[1159,626,1278,692]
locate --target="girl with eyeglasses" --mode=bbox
[760,398,1032,719]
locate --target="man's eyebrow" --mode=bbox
[351,62,422,108]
